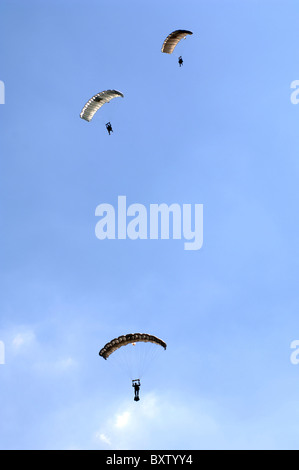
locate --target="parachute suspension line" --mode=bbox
[135,342,147,379]
[131,341,165,380]
[117,344,130,378]
[109,344,133,379]
[138,342,164,379]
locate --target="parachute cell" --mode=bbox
[80,89,124,122]
[99,333,167,360]
[161,30,193,54]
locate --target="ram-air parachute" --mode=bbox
[99,333,167,359]
[161,30,193,54]
[80,89,124,122]
[99,333,167,382]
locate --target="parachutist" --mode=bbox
[106,122,113,135]
[178,56,183,67]
[99,334,167,401]
[132,379,141,402]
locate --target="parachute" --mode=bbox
[161,30,193,54]
[80,89,124,122]
[99,333,167,360]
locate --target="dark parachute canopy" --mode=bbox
[80,89,124,122]
[99,333,167,360]
[161,30,193,54]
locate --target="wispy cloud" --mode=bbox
[95,433,112,446]
[94,391,220,450]
[5,324,78,377]
[115,411,131,429]
[12,330,36,353]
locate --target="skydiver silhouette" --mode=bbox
[132,379,141,401]
[106,122,113,135]
[178,56,183,67]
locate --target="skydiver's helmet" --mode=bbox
[134,397,140,402]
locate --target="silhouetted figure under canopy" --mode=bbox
[132,379,141,402]
[106,122,113,135]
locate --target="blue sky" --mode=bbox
[1,0,299,450]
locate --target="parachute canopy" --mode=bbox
[99,333,167,360]
[80,89,124,122]
[161,30,193,54]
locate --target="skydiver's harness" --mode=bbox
[132,379,140,389]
